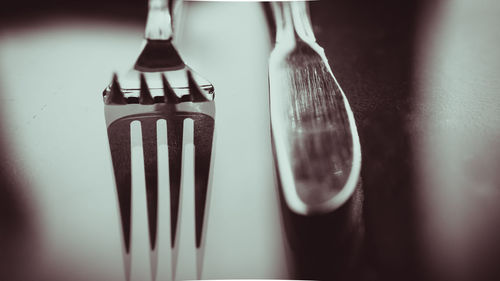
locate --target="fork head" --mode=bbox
[103,68,215,275]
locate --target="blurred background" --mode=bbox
[1,0,500,280]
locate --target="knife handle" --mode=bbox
[271,1,316,44]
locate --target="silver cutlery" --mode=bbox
[268,1,363,279]
[103,0,215,279]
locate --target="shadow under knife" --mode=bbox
[310,0,426,280]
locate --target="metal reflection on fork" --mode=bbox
[102,0,215,280]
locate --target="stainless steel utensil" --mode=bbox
[268,1,363,279]
[103,0,215,279]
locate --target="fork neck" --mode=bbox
[272,1,316,45]
[145,0,174,40]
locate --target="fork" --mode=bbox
[102,0,215,279]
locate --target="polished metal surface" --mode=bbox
[103,0,215,279]
[268,2,363,280]
[269,2,361,216]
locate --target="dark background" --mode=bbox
[311,1,424,280]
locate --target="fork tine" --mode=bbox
[140,118,159,281]
[139,76,158,252]
[193,117,214,249]
[106,74,127,105]
[187,70,210,102]
[108,121,132,253]
[139,74,154,105]
[140,119,159,250]
[193,116,214,278]
[162,74,181,103]
[166,117,184,280]
[166,117,184,249]
[107,120,132,280]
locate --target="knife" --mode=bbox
[267,2,364,279]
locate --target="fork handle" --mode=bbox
[145,0,175,40]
